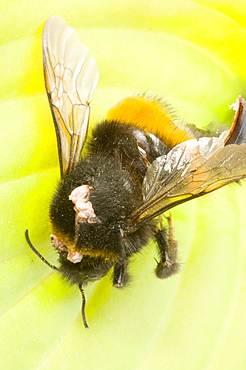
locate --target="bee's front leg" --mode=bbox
[154,214,179,279]
[113,260,130,288]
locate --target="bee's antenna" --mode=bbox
[79,284,89,330]
[26,230,90,329]
[25,229,60,271]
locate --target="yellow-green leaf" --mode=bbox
[1,1,246,369]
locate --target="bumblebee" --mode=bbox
[26,16,246,329]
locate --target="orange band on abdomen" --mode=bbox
[106,95,194,148]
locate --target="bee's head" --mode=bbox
[50,222,123,287]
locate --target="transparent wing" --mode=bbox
[128,133,246,229]
[43,16,99,177]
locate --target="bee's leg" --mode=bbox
[154,214,179,279]
[113,260,129,288]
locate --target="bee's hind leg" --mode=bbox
[154,214,179,279]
